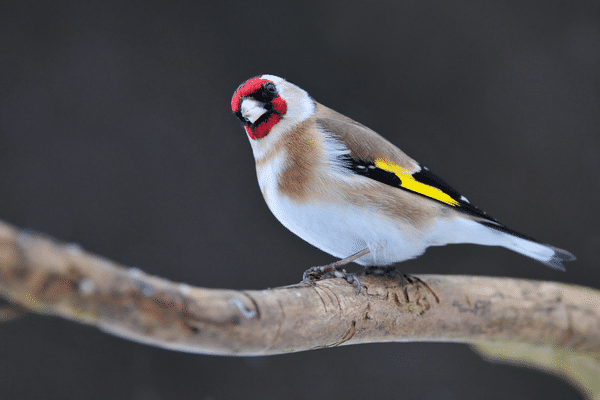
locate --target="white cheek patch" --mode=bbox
[241,98,267,124]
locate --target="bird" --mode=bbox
[231,74,575,290]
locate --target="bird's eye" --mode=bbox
[262,82,278,100]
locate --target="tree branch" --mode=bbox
[0,219,598,398]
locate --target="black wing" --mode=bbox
[339,155,499,224]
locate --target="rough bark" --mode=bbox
[0,220,598,398]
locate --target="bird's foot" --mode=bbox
[302,249,370,294]
[303,264,361,294]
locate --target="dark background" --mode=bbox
[1,0,599,399]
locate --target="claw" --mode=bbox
[344,272,361,294]
[301,249,370,294]
[302,265,332,282]
[302,265,362,293]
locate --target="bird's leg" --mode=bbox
[303,248,371,279]
[302,248,371,293]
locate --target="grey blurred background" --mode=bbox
[1,0,599,399]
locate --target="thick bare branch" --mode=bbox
[0,219,598,398]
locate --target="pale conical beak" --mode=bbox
[241,98,267,124]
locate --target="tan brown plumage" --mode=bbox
[315,103,420,173]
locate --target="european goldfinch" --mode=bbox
[231,74,575,285]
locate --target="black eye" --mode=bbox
[261,82,278,100]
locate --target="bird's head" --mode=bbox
[231,74,315,140]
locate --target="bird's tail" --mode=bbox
[479,222,576,271]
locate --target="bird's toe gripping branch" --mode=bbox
[302,248,371,294]
[302,264,362,294]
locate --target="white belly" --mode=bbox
[266,195,430,266]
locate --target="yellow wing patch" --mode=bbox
[374,158,459,207]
